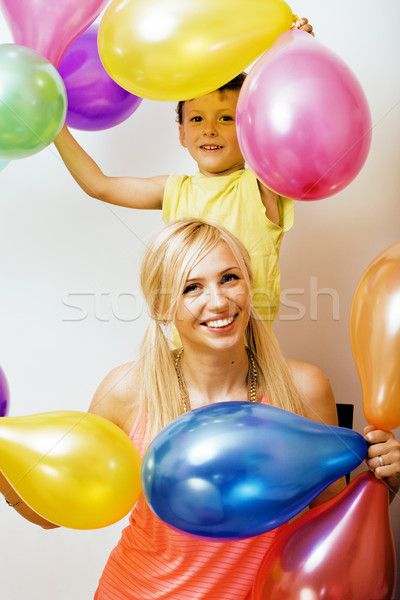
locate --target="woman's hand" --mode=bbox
[364,425,400,501]
[0,472,58,529]
[293,17,315,37]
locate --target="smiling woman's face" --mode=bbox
[174,241,251,353]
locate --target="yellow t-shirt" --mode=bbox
[162,169,294,326]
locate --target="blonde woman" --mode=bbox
[86,219,400,600]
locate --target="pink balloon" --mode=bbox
[0,0,109,68]
[252,472,396,600]
[237,30,372,200]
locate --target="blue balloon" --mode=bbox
[0,159,9,172]
[141,402,367,540]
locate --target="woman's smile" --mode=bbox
[201,313,237,330]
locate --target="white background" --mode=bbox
[0,1,399,598]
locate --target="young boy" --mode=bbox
[54,16,313,328]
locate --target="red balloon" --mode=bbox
[252,472,396,600]
[236,29,372,200]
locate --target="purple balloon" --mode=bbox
[236,29,372,201]
[0,366,10,417]
[59,25,142,131]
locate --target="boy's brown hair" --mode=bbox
[176,72,247,124]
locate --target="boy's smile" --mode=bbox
[179,90,245,177]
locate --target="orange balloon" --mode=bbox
[350,241,400,430]
[0,411,141,529]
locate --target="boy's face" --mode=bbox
[179,89,245,177]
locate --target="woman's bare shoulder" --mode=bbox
[88,361,141,435]
[286,358,338,426]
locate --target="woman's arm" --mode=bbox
[0,472,58,529]
[54,125,168,209]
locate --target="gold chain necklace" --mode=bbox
[174,348,258,413]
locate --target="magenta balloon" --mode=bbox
[0,0,109,67]
[253,472,396,600]
[0,366,10,417]
[237,30,372,200]
[59,26,142,131]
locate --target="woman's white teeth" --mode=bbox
[207,316,234,328]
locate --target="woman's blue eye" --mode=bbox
[183,283,199,294]
[221,273,239,284]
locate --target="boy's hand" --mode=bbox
[293,17,315,37]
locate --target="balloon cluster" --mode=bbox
[0,0,372,199]
[0,0,142,161]
[0,0,106,159]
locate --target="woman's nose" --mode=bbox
[207,286,229,310]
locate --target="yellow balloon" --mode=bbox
[98,0,294,101]
[0,411,141,529]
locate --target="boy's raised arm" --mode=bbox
[54,125,167,210]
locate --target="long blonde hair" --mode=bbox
[137,219,303,441]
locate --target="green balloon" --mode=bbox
[0,44,67,160]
